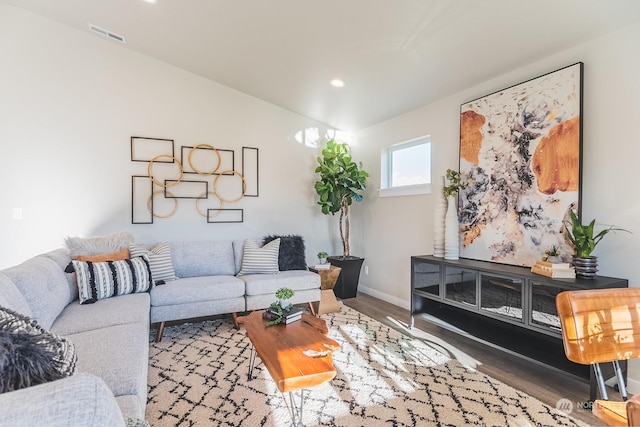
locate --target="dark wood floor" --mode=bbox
[340,292,600,425]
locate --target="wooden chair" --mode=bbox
[556,288,640,426]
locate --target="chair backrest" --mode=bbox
[556,288,640,365]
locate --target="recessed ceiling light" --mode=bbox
[143,0,157,4]
[330,79,345,88]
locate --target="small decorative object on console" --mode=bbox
[543,245,562,264]
[531,259,575,279]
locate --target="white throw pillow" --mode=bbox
[237,238,280,275]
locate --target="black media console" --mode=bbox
[410,255,628,397]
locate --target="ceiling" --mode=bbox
[4,0,640,131]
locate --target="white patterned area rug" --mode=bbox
[147,306,588,426]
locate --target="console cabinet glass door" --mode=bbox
[529,281,563,335]
[412,259,441,298]
[479,274,523,322]
[444,266,477,307]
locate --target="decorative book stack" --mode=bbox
[264,305,304,324]
[314,263,331,270]
[531,260,576,279]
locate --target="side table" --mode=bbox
[308,265,341,314]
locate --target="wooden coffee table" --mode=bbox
[238,311,340,425]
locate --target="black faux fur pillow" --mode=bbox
[263,235,307,271]
[0,330,68,393]
[0,307,77,393]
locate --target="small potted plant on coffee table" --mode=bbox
[264,288,296,326]
[275,287,294,309]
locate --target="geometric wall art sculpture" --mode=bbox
[242,146,259,197]
[130,136,259,224]
[458,62,583,267]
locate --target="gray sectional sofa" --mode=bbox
[0,237,320,425]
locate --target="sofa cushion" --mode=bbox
[0,273,31,316]
[0,373,126,427]
[68,322,149,399]
[263,235,307,271]
[65,231,133,257]
[71,257,153,304]
[237,238,280,275]
[150,275,245,306]
[0,307,77,393]
[51,293,150,336]
[2,257,73,330]
[243,270,320,296]
[129,242,176,284]
[170,241,236,277]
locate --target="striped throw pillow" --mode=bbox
[237,238,280,275]
[129,242,176,284]
[71,256,153,304]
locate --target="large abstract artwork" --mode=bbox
[458,63,583,267]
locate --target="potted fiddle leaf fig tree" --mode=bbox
[314,139,369,298]
[564,210,630,278]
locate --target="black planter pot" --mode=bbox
[327,256,365,299]
[572,255,598,279]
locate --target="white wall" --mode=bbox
[353,21,640,389]
[0,6,339,268]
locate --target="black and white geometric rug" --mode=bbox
[147,305,587,426]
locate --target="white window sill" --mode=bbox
[378,183,431,198]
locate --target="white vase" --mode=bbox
[433,176,447,257]
[280,299,291,310]
[444,195,459,260]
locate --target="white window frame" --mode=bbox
[379,136,432,198]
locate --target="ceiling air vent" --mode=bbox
[88,23,126,44]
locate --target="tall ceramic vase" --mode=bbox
[433,176,446,257]
[444,195,459,260]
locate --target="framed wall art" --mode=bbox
[458,62,583,267]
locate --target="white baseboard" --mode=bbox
[357,284,410,311]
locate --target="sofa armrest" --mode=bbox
[0,373,125,427]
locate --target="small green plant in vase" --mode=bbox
[564,211,629,257]
[563,210,630,278]
[275,287,294,309]
[317,251,328,264]
[264,288,296,326]
[543,245,561,263]
[443,169,463,197]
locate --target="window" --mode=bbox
[379,136,431,197]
